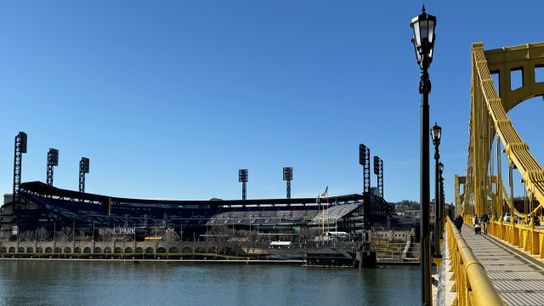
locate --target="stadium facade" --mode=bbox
[0,181,391,242]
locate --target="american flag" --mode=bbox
[320,186,329,198]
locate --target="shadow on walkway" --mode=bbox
[459,225,544,306]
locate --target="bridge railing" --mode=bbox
[447,217,505,306]
[488,220,544,258]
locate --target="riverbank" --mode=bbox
[0,257,303,265]
[376,259,419,265]
[0,241,418,266]
[0,256,419,266]
[0,257,419,268]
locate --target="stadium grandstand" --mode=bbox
[0,181,391,242]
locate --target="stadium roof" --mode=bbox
[19,181,363,207]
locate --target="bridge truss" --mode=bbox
[458,42,544,256]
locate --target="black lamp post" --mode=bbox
[431,123,442,258]
[439,162,444,235]
[411,6,436,306]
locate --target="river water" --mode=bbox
[0,261,419,306]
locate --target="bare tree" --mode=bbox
[20,231,35,242]
[35,227,48,241]
[55,226,73,242]
[150,227,162,238]
[299,228,322,247]
[15,231,34,251]
[208,226,230,254]
[162,213,169,227]
[78,230,86,241]
[164,228,179,242]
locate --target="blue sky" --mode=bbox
[1,1,543,202]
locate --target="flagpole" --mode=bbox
[322,203,325,235]
[317,195,321,236]
[326,196,329,233]
[319,186,328,236]
[335,199,338,231]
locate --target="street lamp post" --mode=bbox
[439,162,445,237]
[431,123,442,258]
[411,6,436,306]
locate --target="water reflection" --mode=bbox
[0,261,419,306]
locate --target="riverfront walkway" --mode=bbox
[460,225,544,306]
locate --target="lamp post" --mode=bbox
[439,162,445,236]
[431,123,441,258]
[411,6,436,306]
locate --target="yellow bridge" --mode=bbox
[446,42,544,305]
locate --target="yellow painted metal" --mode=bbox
[484,43,544,111]
[487,220,544,258]
[449,42,544,299]
[454,175,466,215]
[432,256,443,269]
[446,217,505,306]
[460,42,544,258]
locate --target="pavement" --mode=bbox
[434,227,455,306]
[458,225,544,306]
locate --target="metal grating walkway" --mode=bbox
[460,225,544,306]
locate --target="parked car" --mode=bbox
[503,213,519,223]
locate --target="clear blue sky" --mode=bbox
[1,1,543,202]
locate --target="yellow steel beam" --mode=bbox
[467,42,544,224]
[447,217,505,306]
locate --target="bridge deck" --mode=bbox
[460,225,544,306]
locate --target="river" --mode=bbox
[0,260,419,306]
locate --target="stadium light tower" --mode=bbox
[373,156,384,199]
[283,167,293,200]
[239,169,248,200]
[13,132,28,202]
[79,157,90,193]
[46,148,59,186]
[13,131,27,236]
[359,144,371,231]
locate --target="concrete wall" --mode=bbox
[372,229,415,242]
[0,240,218,255]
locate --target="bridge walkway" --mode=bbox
[459,225,544,305]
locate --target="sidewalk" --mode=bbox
[460,225,544,306]
[435,228,455,306]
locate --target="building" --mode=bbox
[1,181,391,243]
